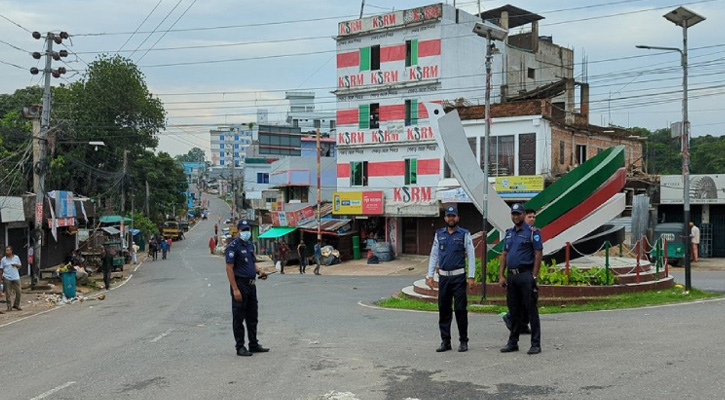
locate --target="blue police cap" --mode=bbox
[444,205,459,216]
[510,203,525,214]
[237,219,252,230]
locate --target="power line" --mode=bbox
[129,0,184,59]
[117,0,164,54]
[0,39,29,53]
[137,0,199,63]
[0,59,26,70]
[0,13,31,33]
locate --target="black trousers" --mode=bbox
[506,271,541,347]
[437,274,468,343]
[231,279,259,350]
[102,267,111,290]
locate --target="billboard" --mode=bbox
[332,191,384,215]
[494,176,544,193]
[661,174,725,204]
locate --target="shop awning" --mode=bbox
[101,226,121,235]
[99,215,133,224]
[258,226,297,239]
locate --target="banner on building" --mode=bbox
[333,191,384,215]
[661,174,725,204]
[494,176,544,193]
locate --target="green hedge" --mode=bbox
[474,258,616,286]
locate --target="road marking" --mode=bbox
[150,328,174,343]
[0,306,64,329]
[30,381,76,400]
[134,262,144,272]
[110,273,133,291]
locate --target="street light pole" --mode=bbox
[636,6,705,292]
[473,21,507,301]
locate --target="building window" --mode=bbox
[314,119,321,129]
[350,161,368,186]
[219,135,225,141]
[405,99,418,126]
[360,45,381,71]
[528,68,535,79]
[234,135,239,140]
[257,173,269,184]
[292,119,299,128]
[405,159,418,185]
[483,135,515,175]
[234,144,239,149]
[220,160,225,166]
[370,103,380,129]
[234,152,239,158]
[405,39,418,67]
[220,143,225,149]
[559,141,565,164]
[597,147,603,154]
[330,120,336,130]
[576,144,587,165]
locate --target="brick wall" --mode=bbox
[550,127,643,176]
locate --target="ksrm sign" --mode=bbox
[660,174,725,204]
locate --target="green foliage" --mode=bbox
[175,147,206,163]
[129,151,188,224]
[631,126,725,174]
[474,257,616,286]
[130,211,159,237]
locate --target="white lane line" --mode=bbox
[0,306,64,329]
[110,273,133,291]
[30,381,76,400]
[134,262,144,272]
[150,328,174,343]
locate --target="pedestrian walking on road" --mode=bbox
[313,240,322,275]
[499,203,543,355]
[426,205,475,353]
[297,241,307,274]
[215,223,219,236]
[149,237,158,261]
[131,243,139,264]
[160,237,168,260]
[167,237,172,254]
[209,237,217,254]
[101,246,113,290]
[1,246,23,311]
[225,219,270,357]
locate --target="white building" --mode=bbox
[285,91,336,135]
[334,3,576,255]
[210,125,253,166]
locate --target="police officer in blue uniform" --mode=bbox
[426,205,476,352]
[499,203,543,355]
[225,219,270,357]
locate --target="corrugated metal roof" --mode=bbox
[298,218,351,232]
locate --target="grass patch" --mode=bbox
[378,287,721,314]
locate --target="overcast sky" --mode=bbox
[2,0,724,158]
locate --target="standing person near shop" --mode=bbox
[277,239,289,274]
[690,222,700,262]
[160,237,169,260]
[297,240,307,274]
[101,246,114,290]
[214,223,219,236]
[166,237,173,254]
[313,239,322,275]
[426,205,475,353]
[499,203,543,355]
[225,219,270,357]
[1,246,23,311]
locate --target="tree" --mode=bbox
[129,150,188,224]
[0,87,41,195]
[175,147,206,163]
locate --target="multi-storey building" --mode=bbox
[209,125,253,166]
[333,3,582,255]
[285,91,336,135]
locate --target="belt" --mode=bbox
[235,277,256,285]
[508,265,533,275]
[438,268,465,277]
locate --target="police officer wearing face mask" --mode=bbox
[225,219,269,357]
[426,205,476,353]
[499,203,543,355]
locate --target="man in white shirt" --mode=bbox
[1,246,23,311]
[690,222,700,262]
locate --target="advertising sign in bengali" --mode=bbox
[333,191,384,215]
[494,176,544,193]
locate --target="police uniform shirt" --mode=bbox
[225,238,256,279]
[427,226,476,278]
[503,222,543,269]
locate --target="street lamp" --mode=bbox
[473,21,508,300]
[636,6,705,292]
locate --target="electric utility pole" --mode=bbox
[27,31,68,287]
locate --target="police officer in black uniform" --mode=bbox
[426,205,476,353]
[499,203,543,355]
[225,219,270,357]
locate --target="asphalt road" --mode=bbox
[3,196,725,400]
